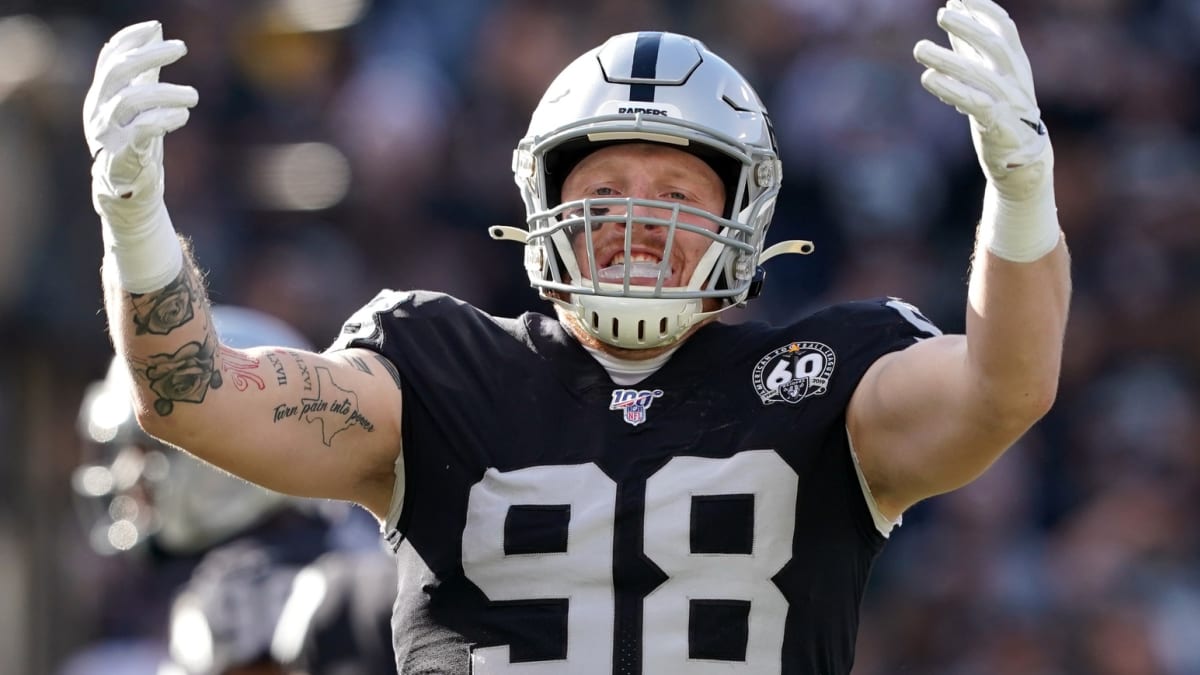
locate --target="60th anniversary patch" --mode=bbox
[752,341,836,405]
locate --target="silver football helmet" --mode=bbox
[494,31,812,349]
[73,305,313,555]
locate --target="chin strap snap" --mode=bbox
[759,239,815,263]
[489,225,528,243]
[747,239,815,300]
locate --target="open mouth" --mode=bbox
[597,252,673,285]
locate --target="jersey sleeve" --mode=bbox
[325,289,519,378]
[803,297,943,539]
[324,290,524,542]
[810,296,943,402]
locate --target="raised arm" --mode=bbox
[87,22,400,517]
[848,0,1071,519]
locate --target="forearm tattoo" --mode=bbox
[272,366,375,446]
[129,267,200,336]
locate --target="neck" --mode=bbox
[580,341,678,385]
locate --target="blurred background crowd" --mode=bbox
[0,0,1197,673]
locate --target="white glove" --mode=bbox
[914,0,1061,262]
[84,21,198,292]
[914,0,1049,196]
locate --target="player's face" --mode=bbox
[561,143,725,288]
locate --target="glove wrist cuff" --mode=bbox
[92,165,166,235]
[102,202,184,293]
[978,181,1061,263]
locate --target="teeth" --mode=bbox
[611,252,661,265]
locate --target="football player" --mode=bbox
[82,1,1069,672]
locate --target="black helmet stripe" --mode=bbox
[628,32,662,102]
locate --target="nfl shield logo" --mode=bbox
[609,389,664,426]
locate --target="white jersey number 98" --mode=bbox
[462,450,798,674]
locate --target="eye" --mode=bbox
[666,190,689,201]
[594,186,617,196]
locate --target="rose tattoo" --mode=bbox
[131,271,196,335]
[144,334,222,415]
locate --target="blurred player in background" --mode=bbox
[64,305,394,675]
[83,0,1070,672]
[162,543,397,675]
[269,549,399,675]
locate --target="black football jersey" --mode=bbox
[329,291,940,675]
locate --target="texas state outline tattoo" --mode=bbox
[272,366,374,446]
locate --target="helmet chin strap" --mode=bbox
[549,297,724,355]
[563,292,705,350]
